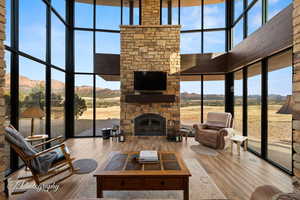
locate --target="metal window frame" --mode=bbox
[5,0,68,175]
[5,0,294,178]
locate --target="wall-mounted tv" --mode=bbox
[134,71,167,91]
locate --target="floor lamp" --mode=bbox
[21,106,45,137]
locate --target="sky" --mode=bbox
[4,0,292,95]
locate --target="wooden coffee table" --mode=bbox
[94,151,191,200]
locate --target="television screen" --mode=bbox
[134,71,167,91]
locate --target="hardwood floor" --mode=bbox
[8,136,294,200]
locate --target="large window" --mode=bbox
[203,31,225,53]
[96,77,120,136]
[161,0,179,25]
[75,31,93,73]
[122,0,140,25]
[19,0,46,60]
[234,0,243,21]
[52,0,66,20]
[96,0,121,30]
[74,75,93,137]
[51,13,66,69]
[180,32,202,54]
[96,32,120,54]
[180,78,201,128]
[247,62,262,154]
[19,57,46,138]
[75,1,93,28]
[203,75,225,122]
[180,0,201,30]
[247,0,262,36]
[203,0,225,29]
[4,51,11,168]
[5,0,11,46]
[234,70,243,135]
[51,69,65,139]
[268,0,292,20]
[233,18,244,47]
[267,50,293,171]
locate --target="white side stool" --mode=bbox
[230,135,248,156]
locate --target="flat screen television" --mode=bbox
[134,71,167,91]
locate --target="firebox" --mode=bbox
[134,114,166,136]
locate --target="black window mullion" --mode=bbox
[45,0,52,140]
[225,0,232,51]
[201,0,204,53]
[262,0,267,24]
[167,0,172,25]
[93,0,96,137]
[201,75,204,123]
[10,0,20,171]
[139,0,142,25]
[178,0,180,25]
[121,0,123,25]
[243,67,248,137]
[160,0,162,25]
[225,72,234,115]
[65,0,75,138]
[261,58,268,158]
[243,0,248,38]
[129,0,134,25]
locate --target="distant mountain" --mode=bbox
[5,74,120,98]
[75,85,120,98]
[5,74,290,103]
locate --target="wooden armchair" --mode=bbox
[5,125,76,194]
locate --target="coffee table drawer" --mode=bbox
[102,178,143,190]
[144,178,184,190]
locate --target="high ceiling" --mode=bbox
[75,0,225,7]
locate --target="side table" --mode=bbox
[25,135,49,150]
[230,135,248,156]
[180,128,191,141]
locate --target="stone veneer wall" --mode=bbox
[141,0,160,25]
[0,0,6,197]
[120,25,181,135]
[294,0,300,177]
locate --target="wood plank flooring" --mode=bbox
[8,136,294,200]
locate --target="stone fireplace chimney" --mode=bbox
[120,0,181,136]
[141,0,161,25]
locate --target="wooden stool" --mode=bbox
[230,135,248,156]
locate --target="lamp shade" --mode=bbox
[277,95,294,114]
[21,106,45,118]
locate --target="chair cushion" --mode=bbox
[5,127,37,156]
[51,147,67,164]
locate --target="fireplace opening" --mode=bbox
[134,114,166,136]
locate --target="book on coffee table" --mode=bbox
[139,150,159,163]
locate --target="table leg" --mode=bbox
[96,177,103,198]
[237,142,241,156]
[230,140,233,154]
[243,140,247,151]
[183,178,189,200]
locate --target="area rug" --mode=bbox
[73,159,98,174]
[190,144,219,156]
[74,159,227,200]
